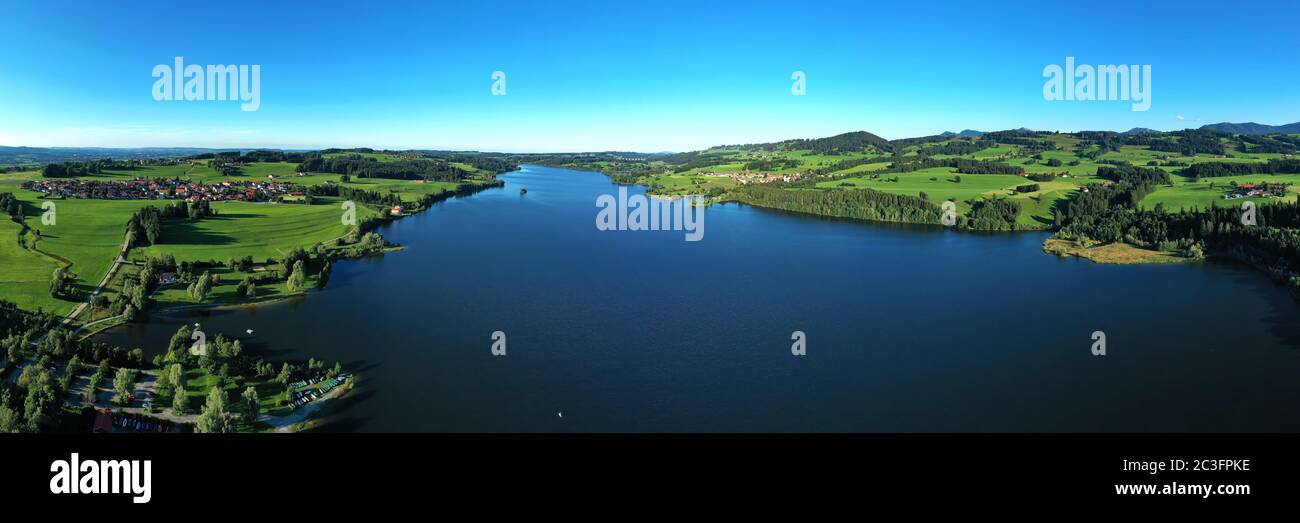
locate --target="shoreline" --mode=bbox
[1042,238,1196,265]
[88,176,509,336]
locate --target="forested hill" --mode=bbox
[777,131,894,154]
[1200,122,1300,135]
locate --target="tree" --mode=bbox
[188,271,212,303]
[0,405,19,433]
[195,386,234,433]
[275,362,293,384]
[3,335,21,364]
[224,339,242,359]
[172,383,188,415]
[240,386,260,421]
[16,365,44,390]
[50,268,69,298]
[165,326,193,362]
[23,385,57,432]
[286,260,306,292]
[112,368,137,406]
[316,260,332,289]
[155,372,172,400]
[169,363,184,390]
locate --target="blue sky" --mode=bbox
[1,0,1297,152]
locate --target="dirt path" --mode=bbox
[60,234,130,328]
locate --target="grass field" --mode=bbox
[1043,238,1191,264]
[135,197,377,263]
[816,167,1031,211]
[0,163,444,319]
[0,217,64,313]
[16,197,156,316]
[1139,174,1300,211]
[150,265,318,309]
[643,173,740,195]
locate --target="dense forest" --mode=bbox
[780,131,893,155]
[40,159,140,178]
[729,185,941,224]
[916,139,996,157]
[296,152,515,182]
[1096,164,1172,185]
[297,155,474,182]
[1180,158,1300,179]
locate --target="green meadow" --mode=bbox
[135,197,378,263]
[0,159,473,321]
[149,265,319,309]
[0,217,64,313]
[643,173,740,195]
[817,167,1028,209]
[1139,174,1300,211]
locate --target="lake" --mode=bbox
[97,165,1300,431]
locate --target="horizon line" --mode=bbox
[3,121,1295,155]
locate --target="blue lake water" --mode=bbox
[97,165,1300,431]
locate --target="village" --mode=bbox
[1223,181,1289,200]
[698,170,803,184]
[21,176,306,202]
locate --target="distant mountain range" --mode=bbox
[4,122,1299,166]
[1198,122,1300,135]
[0,146,243,166]
[939,130,985,138]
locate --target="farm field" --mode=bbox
[0,217,64,313]
[816,167,1029,212]
[134,197,378,263]
[643,173,740,195]
[1139,174,1300,211]
[23,198,155,296]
